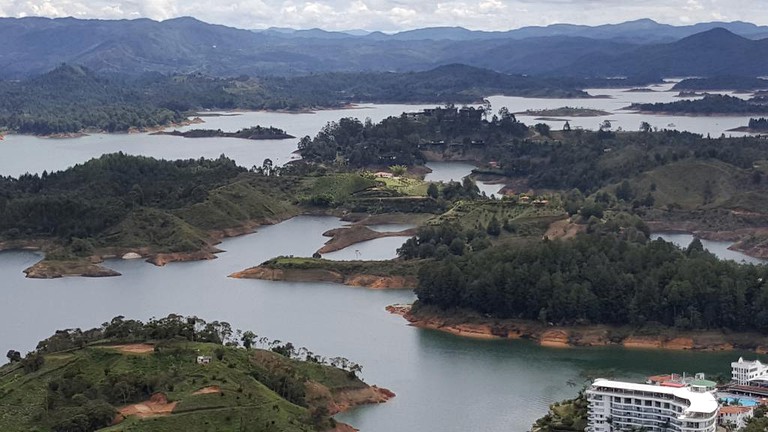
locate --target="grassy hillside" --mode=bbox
[613,159,752,211]
[0,316,382,432]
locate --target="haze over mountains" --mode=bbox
[2,16,768,79]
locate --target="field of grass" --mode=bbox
[376,177,429,196]
[175,176,300,230]
[99,207,211,253]
[0,340,369,432]
[302,174,378,204]
[429,197,565,234]
[602,159,768,214]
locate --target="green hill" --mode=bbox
[611,159,753,211]
[0,316,390,432]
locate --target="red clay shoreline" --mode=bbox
[388,304,768,353]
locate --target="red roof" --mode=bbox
[648,374,674,383]
[660,382,686,388]
[720,406,753,415]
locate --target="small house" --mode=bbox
[719,405,754,430]
[197,355,212,365]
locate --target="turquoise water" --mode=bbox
[720,396,760,407]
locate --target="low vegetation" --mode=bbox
[531,392,588,432]
[0,315,374,432]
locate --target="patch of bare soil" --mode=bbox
[192,386,221,395]
[108,344,155,354]
[118,392,177,419]
[544,218,585,240]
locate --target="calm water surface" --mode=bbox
[0,217,762,432]
[654,233,767,265]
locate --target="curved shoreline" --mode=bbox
[318,225,416,254]
[5,211,427,279]
[388,304,768,352]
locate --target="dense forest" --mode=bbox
[0,153,245,242]
[748,117,768,131]
[415,229,768,332]
[0,63,588,135]
[629,94,768,114]
[298,106,528,167]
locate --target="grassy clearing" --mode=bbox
[429,198,565,233]
[262,257,423,277]
[376,177,429,196]
[0,340,370,432]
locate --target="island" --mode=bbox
[231,256,421,289]
[628,94,768,115]
[0,315,393,432]
[514,107,611,117]
[152,126,295,140]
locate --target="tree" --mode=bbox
[21,351,45,373]
[563,121,571,132]
[427,183,439,199]
[6,349,21,363]
[389,165,407,177]
[534,123,551,137]
[241,331,256,349]
[486,216,501,236]
[214,347,225,361]
[615,180,634,202]
[639,121,652,133]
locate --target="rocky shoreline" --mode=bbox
[388,304,768,352]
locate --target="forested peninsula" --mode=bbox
[0,315,391,432]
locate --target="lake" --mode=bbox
[1,91,766,431]
[0,217,762,432]
[0,84,760,177]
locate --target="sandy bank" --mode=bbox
[230,266,417,289]
[388,304,768,352]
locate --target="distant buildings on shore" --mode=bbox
[585,357,768,432]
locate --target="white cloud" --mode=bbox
[1,0,768,30]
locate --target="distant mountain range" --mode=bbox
[257,19,768,43]
[2,16,768,79]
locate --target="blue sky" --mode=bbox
[2,0,767,31]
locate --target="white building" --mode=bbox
[586,379,719,432]
[731,357,768,385]
[718,405,754,430]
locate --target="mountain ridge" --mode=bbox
[2,17,768,78]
